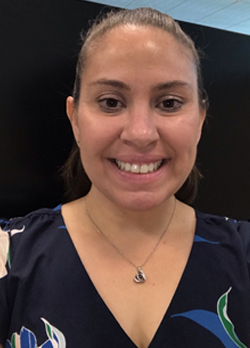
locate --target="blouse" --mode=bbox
[0,206,250,348]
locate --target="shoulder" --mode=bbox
[195,209,250,262]
[1,206,67,268]
[195,209,250,235]
[1,206,64,235]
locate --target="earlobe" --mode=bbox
[66,96,75,123]
[200,110,206,131]
[66,96,80,142]
[201,108,206,124]
[197,109,206,143]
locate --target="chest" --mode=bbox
[7,220,250,348]
[79,244,193,348]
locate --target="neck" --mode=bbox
[83,188,177,239]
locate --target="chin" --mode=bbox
[109,191,174,212]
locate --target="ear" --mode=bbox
[197,108,206,143]
[66,96,80,143]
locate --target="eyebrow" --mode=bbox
[88,79,192,91]
[153,80,193,91]
[88,79,130,90]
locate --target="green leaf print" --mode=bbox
[41,318,66,348]
[217,288,247,348]
[11,334,16,348]
[44,321,53,340]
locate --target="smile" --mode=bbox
[114,160,163,174]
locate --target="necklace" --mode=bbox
[84,198,176,284]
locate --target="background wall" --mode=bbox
[0,0,250,219]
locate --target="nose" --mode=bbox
[120,106,159,148]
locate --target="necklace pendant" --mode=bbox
[134,267,146,283]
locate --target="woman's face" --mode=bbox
[67,25,205,211]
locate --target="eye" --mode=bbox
[105,98,119,108]
[98,97,124,113]
[158,98,183,113]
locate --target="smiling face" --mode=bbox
[67,25,205,211]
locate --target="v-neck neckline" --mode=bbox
[59,207,199,348]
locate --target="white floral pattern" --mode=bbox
[0,227,9,278]
[6,318,66,348]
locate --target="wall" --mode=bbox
[0,0,250,219]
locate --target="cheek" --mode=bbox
[164,117,202,153]
[78,115,120,157]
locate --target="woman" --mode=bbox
[0,7,249,348]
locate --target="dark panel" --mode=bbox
[179,22,250,219]
[0,0,110,217]
[0,0,250,219]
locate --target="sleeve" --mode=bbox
[0,216,28,343]
[0,209,59,344]
[237,219,250,277]
[0,223,11,343]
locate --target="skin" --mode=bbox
[67,25,205,215]
[63,25,205,348]
[0,26,206,348]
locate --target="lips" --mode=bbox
[114,159,163,174]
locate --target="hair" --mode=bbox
[61,7,209,204]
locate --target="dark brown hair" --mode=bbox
[62,7,208,204]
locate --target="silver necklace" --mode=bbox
[84,198,176,284]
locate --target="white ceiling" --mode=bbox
[84,0,250,36]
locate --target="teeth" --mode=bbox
[131,164,140,173]
[115,160,163,174]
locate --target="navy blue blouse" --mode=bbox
[0,207,250,348]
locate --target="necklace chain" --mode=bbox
[84,198,176,283]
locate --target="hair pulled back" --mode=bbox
[62,7,208,204]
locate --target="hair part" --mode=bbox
[61,7,208,204]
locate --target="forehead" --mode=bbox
[88,24,190,57]
[83,25,197,86]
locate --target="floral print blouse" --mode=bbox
[0,206,250,348]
